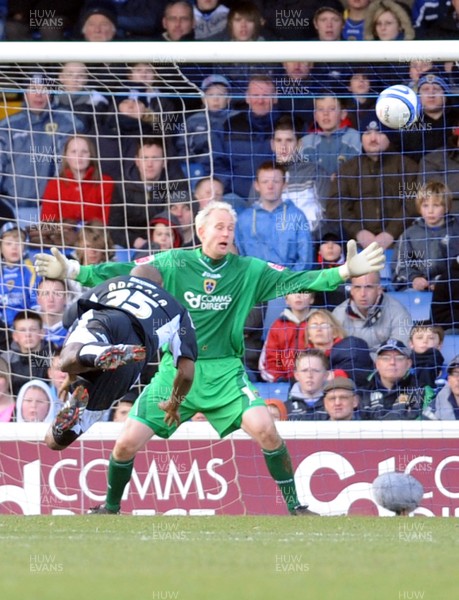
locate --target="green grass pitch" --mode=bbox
[0,516,457,600]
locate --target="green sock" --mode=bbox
[262,442,299,512]
[105,454,135,512]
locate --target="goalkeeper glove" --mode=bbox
[34,247,80,280]
[338,240,385,280]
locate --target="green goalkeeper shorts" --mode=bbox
[129,354,266,438]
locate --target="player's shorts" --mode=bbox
[129,354,266,438]
[65,308,146,413]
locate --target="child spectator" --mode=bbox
[299,95,361,177]
[285,349,330,420]
[0,373,14,422]
[409,324,444,388]
[149,214,182,250]
[176,75,234,177]
[346,67,377,131]
[0,222,38,331]
[312,223,347,310]
[265,398,288,422]
[74,224,115,266]
[259,292,314,382]
[0,310,53,396]
[36,279,69,350]
[134,213,182,259]
[15,380,55,423]
[193,0,229,40]
[305,308,373,386]
[423,355,459,420]
[194,176,225,210]
[393,181,459,290]
[40,135,114,227]
[342,0,371,40]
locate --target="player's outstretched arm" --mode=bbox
[159,357,195,427]
[34,247,81,280]
[338,240,385,280]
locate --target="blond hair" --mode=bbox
[195,201,237,241]
[415,180,453,214]
[305,309,347,345]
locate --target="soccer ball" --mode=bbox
[375,85,420,129]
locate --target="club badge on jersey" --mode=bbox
[204,279,217,293]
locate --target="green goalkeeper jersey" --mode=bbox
[77,249,343,360]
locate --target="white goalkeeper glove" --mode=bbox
[34,247,80,280]
[338,240,385,280]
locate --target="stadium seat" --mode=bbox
[255,382,290,400]
[387,290,433,323]
[440,335,459,365]
[262,297,287,340]
[380,248,394,291]
[114,248,132,263]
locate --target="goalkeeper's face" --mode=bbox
[198,208,235,260]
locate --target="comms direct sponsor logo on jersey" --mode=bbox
[183,291,232,311]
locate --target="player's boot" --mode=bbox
[290,505,320,516]
[88,504,120,515]
[94,344,146,370]
[53,385,89,434]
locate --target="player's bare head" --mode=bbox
[130,264,163,286]
[195,201,237,259]
[195,201,237,240]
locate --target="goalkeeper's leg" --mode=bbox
[241,405,318,516]
[89,418,155,514]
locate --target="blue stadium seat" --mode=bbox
[262,297,287,340]
[380,248,394,291]
[441,335,459,365]
[255,382,290,400]
[387,290,432,323]
[114,248,132,263]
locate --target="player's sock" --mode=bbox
[104,454,135,512]
[78,343,113,368]
[262,442,299,512]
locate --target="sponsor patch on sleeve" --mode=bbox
[267,262,286,271]
[134,255,156,265]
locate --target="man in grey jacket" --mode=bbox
[332,271,412,350]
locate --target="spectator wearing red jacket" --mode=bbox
[40,135,114,226]
[259,292,314,382]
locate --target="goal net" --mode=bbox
[1,41,459,516]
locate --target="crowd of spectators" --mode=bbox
[1,0,459,422]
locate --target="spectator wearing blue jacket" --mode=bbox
[0,72,85,226]
[212,74,280,203]
[0,222,39,331]
[235,162,312,271]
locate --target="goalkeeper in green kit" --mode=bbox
[35,201,385,515]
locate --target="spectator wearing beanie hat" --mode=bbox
[78,1,118,41]
[326,116,419,250]
[394,70,455,164]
